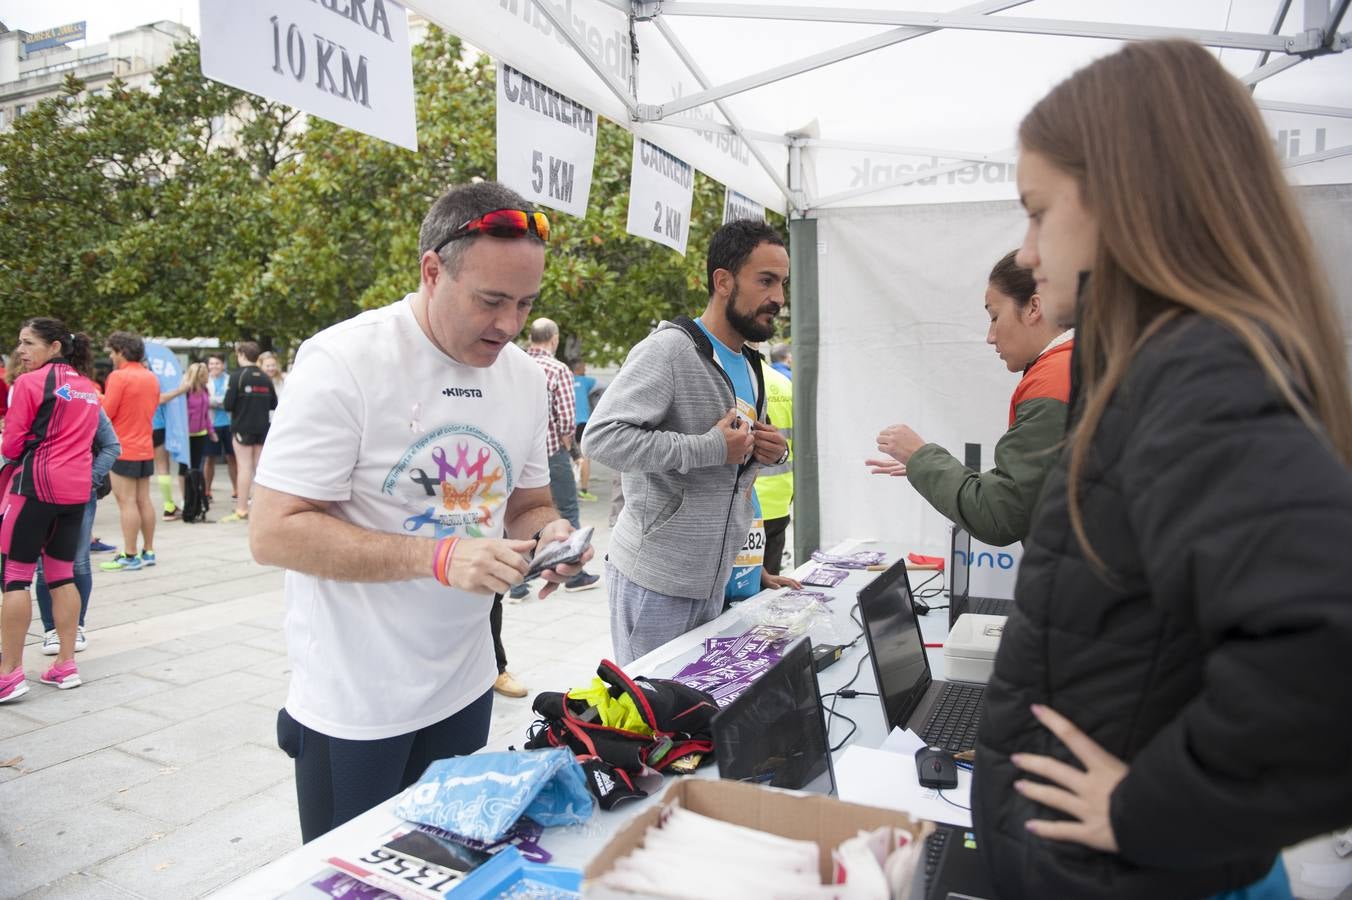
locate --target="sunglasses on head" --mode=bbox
[432,209,551,255]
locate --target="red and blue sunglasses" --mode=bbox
[433,208,551,255]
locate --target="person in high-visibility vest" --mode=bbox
[755,362,794,575]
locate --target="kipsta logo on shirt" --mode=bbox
[442,387,483,398]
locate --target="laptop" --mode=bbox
[712,637,836,794]
[923,824,996,900]
[857,560,986,753]
[949,526,1013,627]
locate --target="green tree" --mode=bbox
[0,28,784,360]
[0,42,298,345]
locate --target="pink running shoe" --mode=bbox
[40,659,81,690]
[0,668,28,702]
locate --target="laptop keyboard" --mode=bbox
[919,682,986,752]
[924,826,950,895]
[970,596,1012,617]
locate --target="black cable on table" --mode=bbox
[821,650,871,752]
[938,790,970,812]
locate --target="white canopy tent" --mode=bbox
[407,0,1352,559]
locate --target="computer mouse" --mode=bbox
[915,745,959,789]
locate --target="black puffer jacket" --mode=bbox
[973,315,1352,899]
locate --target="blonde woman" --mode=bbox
[258,351,285,397]
[182,362,218,472]
[973,41,1352,898]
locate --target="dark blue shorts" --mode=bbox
[276,689,494,843]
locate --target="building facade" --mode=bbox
[0,20,193,131]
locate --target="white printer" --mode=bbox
[944,613,1007,684]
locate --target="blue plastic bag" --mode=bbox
[452,847,583,900]
[395,749,594,843]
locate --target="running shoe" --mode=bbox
[75,626,87,652]
[100,553,142,572]
[163,505,180,522]
[507,583,531,601]
[0,668,27,703]
[89,538,117,553]
[563,571,601,592]
[40,659,81,690]
[577,490,598,502]
[219,511,248,523]
[139,550,157,567]
[40,629,59,656]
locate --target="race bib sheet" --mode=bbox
[801,566,850,587]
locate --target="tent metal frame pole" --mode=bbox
[528,0,639,114]
[1255,0,1294,70]
[648,115,792,145]
[1283,143,1352,167]
[642,0,1028,119]
[1242,54,1307,85]
[1256,100,1352,118]
[649,15,795,206]
[1326,0,1352,34]
[788,216,820,567]
[656,4,1324,53]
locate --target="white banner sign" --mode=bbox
[199,0,416,150]
[723,187,766,224]
[495,62,597,218]
[626,138,694,255]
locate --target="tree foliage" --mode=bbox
[0,27,782,363]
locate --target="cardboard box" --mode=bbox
[585,778,931,892]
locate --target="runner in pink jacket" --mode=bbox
[1,317,101,701]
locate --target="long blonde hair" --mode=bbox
[1020,40,1352,568]
[185,361,210,394]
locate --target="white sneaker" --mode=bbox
[40,629,59,655]
[74,627,87,652]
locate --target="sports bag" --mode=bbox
[524,659,717,810]
[182,467,210,523]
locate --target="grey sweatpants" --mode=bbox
[607,559,724,666]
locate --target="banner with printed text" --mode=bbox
[496,62,597,218]
[626,138,694,255]
[722,187,766,224]
[199,0,416,150]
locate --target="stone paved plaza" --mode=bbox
[0,468,620,898]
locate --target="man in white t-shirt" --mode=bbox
[250,182,592,841]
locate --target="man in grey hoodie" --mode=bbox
[583,220,792,664]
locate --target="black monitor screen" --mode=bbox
[858,560,930,731]
[713,638,835,794]
[950,526,972,604]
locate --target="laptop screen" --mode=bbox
[857,560,931,732]
[950,526,972,605]
[713,637,836,794]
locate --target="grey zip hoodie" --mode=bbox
[582,317,766,601]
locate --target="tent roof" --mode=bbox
[408,0,1352,214]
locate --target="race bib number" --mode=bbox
[734,518,766,569]
[735,397,756,430]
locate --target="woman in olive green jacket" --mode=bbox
[866,252,1072,547]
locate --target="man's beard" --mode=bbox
[724,283,778,342]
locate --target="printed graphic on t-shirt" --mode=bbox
[55,383,100,405]
[384,425,516,539]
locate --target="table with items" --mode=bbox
[214,539,985,900]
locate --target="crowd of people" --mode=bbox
[0,329,282,693]
[1,37,1348,899]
